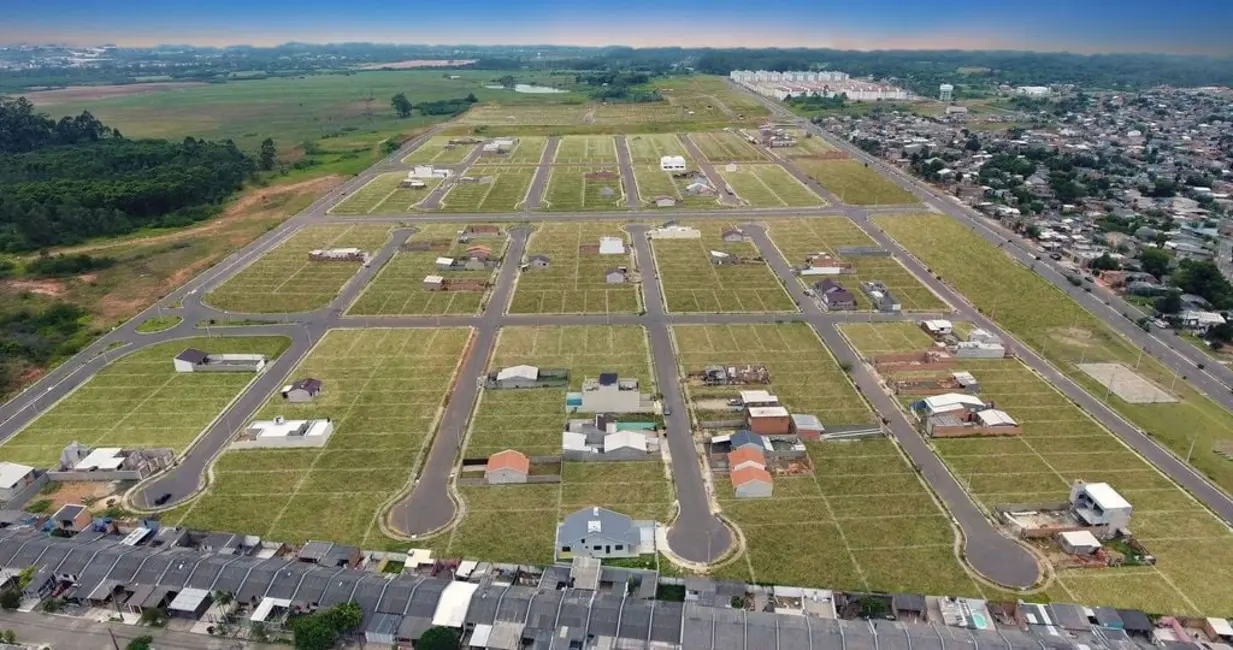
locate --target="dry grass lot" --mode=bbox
[438,167,535,212]
[348,224,506,316]
[171,328,471,546]
[554,135,618,164]
[632,165,725,210]
[765,217,946,311]
[206,224,392,313]
[652,222,796,313]
[472,136,548,165]
[446,325,671,564]
[715,164,825,208]
[673,323,981,595]
[0,337,289,467]
[625,134,692,164]
[688,131,768,163]
[509,223,641,314]
[843,321,1233,613]
[796,159,918,205]
[401,136,477,165]
[328,173,439,215]
[542,166,627,212]
[774,130,837,158]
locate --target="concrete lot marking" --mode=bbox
[1079,363,1179,404]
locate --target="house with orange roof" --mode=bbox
[485,449,529,485]
[730,466,773,498]
[727,447,766,473]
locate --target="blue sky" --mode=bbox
[5,0,1232,55]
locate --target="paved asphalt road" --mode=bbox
[614,135,642,209]
[744,224,1042,588]
[678,134,741,207]
[522,136,560,210]
[0,610,273,650]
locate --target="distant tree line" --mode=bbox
[390,92,478,119]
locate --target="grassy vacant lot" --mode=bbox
[542,166,626,211]
[715,164,825,208]
[653,222,796,313]
[472,136,548,165]
[173,328,471,546]
[688,131,766,163]
[348,225,506,316]
[795,159,918,205]
[401,136,476,165]
[673,323,981,595]
[438,167,535,212]
[765,218,945,311]
[843,321,1233,613]
[553,135,618,164]
[875,213,1233,502]
[653,76,770,121]
[774,131,837,158]
[632,166,724,210]
[0,337,289,466]
[329,173,439,215]
[446,325,671,564]
[207,224,392,313]
[510,223,641,314]
[625,134,691,164]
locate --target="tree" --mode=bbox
[465,92,478,103]
[126,635,153,650]
[291,613,339,650]
[1090,253,1120,272]
[1156,290,1183,314]
[498,75,516,89]
[325,601,362,633]
[0,629,14,644]
[1174,259,1233,309]
[0,590,20,610]
[391,93,413,118]
[1139,247,1172,279]
[250,621,270,643]
[258,138,277,171]
[418,626,462,650]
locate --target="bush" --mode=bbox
[418,626,462,650]
[0,589,21,610]
[126,635,153,650]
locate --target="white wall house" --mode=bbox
[232,416,335,449]
[660,155,687,172]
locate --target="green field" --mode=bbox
[206,224,392,313]
[688,131,767,163]
[172,328,471,546]
[0,337,289,466]
[348,224,505,316]
[625,134,692,164]
[446,325,672,564]
[401,136,477,165]
[554,135,619,164]
[774,130,838,158]
[875,213,1233,501]
[329,173,439,215]
[472,136,548,165]
[510,223,641,314]
[542,166,626,211]
[765,217,945,311]
[843,321,1233,613]
[715,164,825,208]
[674,323,980,595]
[652,76,770,119]
[796,159,918,205]
[632,166,725,210]
[438,167,535,212]
[652,222,796,313]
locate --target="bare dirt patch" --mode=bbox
[357,59,477,70]
[1049,326,1096,348]
[15,82,209,106]
[42,482,118,512]
[3,279,68,297]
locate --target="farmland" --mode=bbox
[472,136,548,165]
[438,167,536,212]
[632,166,725,210]
[673,323,981,595]
[206,224,392,313]
[0,337,289,466]
[541,166,626,211]
[625,134,692,164]
[348,225,506,316]
[874,213,1233,499]
[715,164,826,208]
[329,172,439,215]
[765,218,946,311]
[445,325,672,564]
[843,321,1233,613]
[401,136,476,165]
[172,328,471,546]
[553,135,618,164]
[509,223,641,314]
[688,131,767,163]
[652,222,796,313]
[796,159,918,205]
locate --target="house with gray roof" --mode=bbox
[555,506,655,560]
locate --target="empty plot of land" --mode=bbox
[455,104,590,126]
[632,166,724,210]
[553,135,618,164]
[1079,363,1178,404]
[402,136,477,165]
[775,130,838,157]
[438,167,535,212]
[473,136,548,165]
[653,222,796,313]
[207,224,392,313]
[766,217,945,311]
[715,164,825,208]
[348,225,506,316]
[447,325,671,564]
[172,328,471,546]
[625,134,691,164]
[795,159,917,205]
[510,222,640,314]
[689,131,767,163]
[330,173,439,215]
[0,337,289,466]
[542,166,626,212]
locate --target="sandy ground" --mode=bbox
[357,59,477,70]
[14,82,209,105]
[3,278,68,297]
[40,482,117,512]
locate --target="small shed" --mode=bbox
[424,275,444,291]
[485,450,530,485]
[893,593,928,622]
[598,237,626,255]
[654,196,677,208]
[281,378,322,403]
[605,269,627,284]
[528,255,551,269]
[435,256,456,270]
[791,414,824,441]
[731,467,773,498]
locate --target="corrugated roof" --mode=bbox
[432,580,479,628]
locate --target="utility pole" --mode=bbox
[1187,436,1197,464]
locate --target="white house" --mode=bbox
[0,462,37,503]
[1180,310,1226,334]
[659,155,687,172]
[920,393,985,416]
[233,416,335,449]
[408,165,452,180]
[1069,481,1133,538]
[921,319,953,336]
[648,225,701,239]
